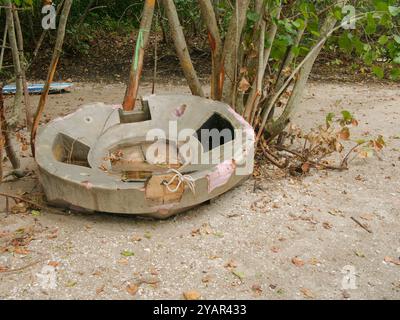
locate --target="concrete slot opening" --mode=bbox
[52,133,91,168]
[195,113,235,152]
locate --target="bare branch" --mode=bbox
[31,0,73,156]
[122,0,156,111]
[161,0,204,97]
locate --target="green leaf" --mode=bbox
[326,112,335,127]
[356,139,367,145]
[247,11,260,23]
[388,6,400,17]
[365,13,377,35]
[121,250,135,257]
[338,33,353,53]
[372,66,384,79]
[341,110,353,122]
[232,270,245,280]
[394,35,400,44]
[31,210,41,217]
[390,68,400,80]
[378,35,389,45]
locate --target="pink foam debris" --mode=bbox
[174,104,187,117]
[207,160,236,193]
[227,107,255,140]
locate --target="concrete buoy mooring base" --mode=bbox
[36,94,255,218]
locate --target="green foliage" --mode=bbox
[1,0,399,80]
[330,0,400,80]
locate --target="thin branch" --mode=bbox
[122,0,156,111]
[161,0,204,97]
[30,0,73,157]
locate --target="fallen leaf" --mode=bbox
[144,232,152,239]
[354,251,365,258]
[300,287,315,299]
[238,77,251,93]
[384,256,400,266]
[11,202,28,214]
[120,250,135,257]
[232,270,245,281]
[292,257,305,267]
[126,283,139,296]
[48,261,60,267]
[251,284,263,295]
[301,162,310,173]
[14,247,30,255]
[224,260,237,269]
[342,290,351,299]
[183,291,201,300]
[339,127,350,140]
[270,246,280,253]
[131,236,142,242]
[96,285,105,295]
[66,280,77,287]
[31,210,41,217]
[322,222,333,230]
[360,213,374,221]
[0,265,9,272]
[117,258,129,265]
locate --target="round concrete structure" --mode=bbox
[36,94,255,218]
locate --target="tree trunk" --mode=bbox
[30,0,73,156]
[220,0,250,107]
[242,5,281,119]
[0,87,20,171]
[198,0,223,100]
[161,0,204,97]
[5,1,23,128]
[122,0,156,111]
[13,5,32,130]
[0,19,8,71]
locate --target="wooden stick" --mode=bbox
[30,0,73,157]
[0,191,44,209]
[161,0,204,98]
[0,259,42,274]
[122,0,156,111]
[0,19,8,71]
[351,216,373,234]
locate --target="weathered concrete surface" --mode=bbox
[35,95,254,217]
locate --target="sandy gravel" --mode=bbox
[0,80,399,300]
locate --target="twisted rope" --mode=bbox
[162,169,195,194]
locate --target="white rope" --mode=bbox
[162,169,196,194]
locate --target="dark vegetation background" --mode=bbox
[0,0,399,83]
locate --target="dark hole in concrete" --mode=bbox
[52,133,91,168]
[195,113,235,152]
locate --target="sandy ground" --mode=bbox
[0,80,399,300]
